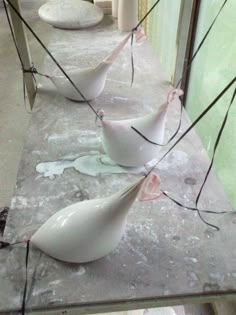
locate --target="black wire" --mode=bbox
[132,0,161,32]
[162,192,223,231]
[130,32,135,87]
[131,0,229,146]
[161,191,231,215]
[131,104,183,146]
[175,0,228,89]
[21,240,30,315]
[147,78,236,229]
[130,0,162,87]
[4,0,100,120]
[0,240,25,248]
[154,77,236,169]
[195,86,236,208]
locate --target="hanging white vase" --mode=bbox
[49,33,132,101]
[49,28,145,101]
[101,89,183,167]
[31,177,145,263]
[118,0,138,32]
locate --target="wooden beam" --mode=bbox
[7,0,37,109]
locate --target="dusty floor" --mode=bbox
[0,2,232,315]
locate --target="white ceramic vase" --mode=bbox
[112,0,119,18]
[49,33,132,101]
[38,0,104,29]
[101,89,183,167]
[118,0,138,32]
[31,177,144,263]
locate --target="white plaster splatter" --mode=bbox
[184,257,198,263]
[36,153,149,178]
[74,266,86,276]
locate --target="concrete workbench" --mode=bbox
[1,16,236,315]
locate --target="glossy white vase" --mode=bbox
[118,0,138,32]
[112,0,119,18]
[49,33,132,101]
[38,0,104,29]
[31,177,144,263]
[101,89,183,167]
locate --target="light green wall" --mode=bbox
[147,0,181,82]
[186,0,236,206]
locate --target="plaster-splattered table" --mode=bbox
[1,16,236,315]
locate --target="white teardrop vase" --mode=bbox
[112,0,119,18]
[101,102,169,167]
[49,33,131,102]
[118,0,138,32]
[49,62,111,101]
[31,177,144,263]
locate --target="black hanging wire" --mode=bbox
[195,86,236,208]
[153,77,236,168]
[130,0,161,86]
[131,0,229,146]
[0,240,25,248]
[160,191,233,215]
[22,240,30,315]
[4,0,100,119]
[130,32,135,86]
[147,77,236,230]
[175,0,228,89]
[134,0,162,31]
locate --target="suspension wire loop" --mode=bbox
[147,78,236,229]
[131,0,229,146]
[192,85,236,230]
[130,0,162,86]
[195,86,236,208]
[154,77,236,169]
[161,191,231,215]
[23,65,50,79]
[131,104,183,147]
[4,0,100,120]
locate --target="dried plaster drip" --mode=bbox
[35,150,189,179]
[36,154,152,178]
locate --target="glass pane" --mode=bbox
[139,0,182,82]
[186,0,236,206]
